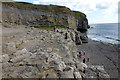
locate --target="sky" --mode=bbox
[13,0,120,24]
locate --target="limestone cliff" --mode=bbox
[2,2,89,31]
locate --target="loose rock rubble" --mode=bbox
[1,26,110,79]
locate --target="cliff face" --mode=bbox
[2,2,89,31]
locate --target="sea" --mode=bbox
[87,23,120,44]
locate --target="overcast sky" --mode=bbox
[14,0,119,24]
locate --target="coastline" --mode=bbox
[78,39,118,78]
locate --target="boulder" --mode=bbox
[70,31,75,42]
[4,42,16,54]
[47,48,53,53]
[10,53,31,63]
[36,64,44,72]
[59,66,74,78]
[15,48,28,56]
[80,35,88,43]
[46,72,58,78]
[83,65,110,78]
[63,59,75,66]
[9,72,19,78]
[29,54,36,59]
[67,32,72,41]
[77,62,87,72]
[2,54,10,63]
[75,32,82,45]
[2,62,12,70]
[64,46,69,50]
[49,52,62,61]
[89,65,110,78]
[82,66,97,78]
[40,52,49,60]
[73,71,82,79]
[50,60,66,72]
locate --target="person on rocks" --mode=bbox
[54,27,56,32]
[83,51,86,55]
[79,51,82,58]
[55,27,58,32]
[87,57,89,62]
[65,32,68,39]
[77,51,82,58]
[83,58,86,63]
[83,51,89,63]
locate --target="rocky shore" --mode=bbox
[1,24,110,79]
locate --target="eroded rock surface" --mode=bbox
[1,24,109,79]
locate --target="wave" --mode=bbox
[88,23,119,44]
[88,34,119,44]
[105,36,120,42]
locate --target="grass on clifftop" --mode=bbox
[30,25,67,30]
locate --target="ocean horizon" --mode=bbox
[87,23,120,44]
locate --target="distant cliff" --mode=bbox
[2,2,89,31]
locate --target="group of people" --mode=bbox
[77,51,89,63]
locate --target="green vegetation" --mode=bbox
[15,22,21,25]
[72,11,86,20]
[30,25,67,29]
[3,2,71,14]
